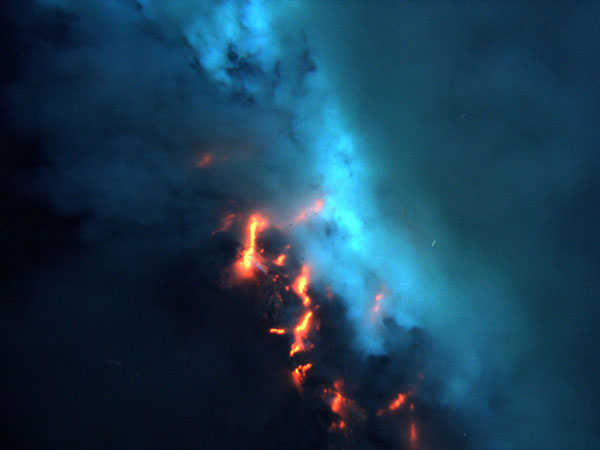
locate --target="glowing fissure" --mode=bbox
[235,214,268,278]
[290,310,313,356]
[226,210,421,442]
[292,265,311,306]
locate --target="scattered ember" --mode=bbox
[195,153,213,168]
[328,419,346,432]
[377,392,407,416]
[269,328,286,335]
[273,254,287,266]
[291,363,312,389]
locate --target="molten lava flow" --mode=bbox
[273,254,286,266]
[269,328,286,335]
[292,265,311,306]
[235,214,268,278]
[377,392,407,416]
[291,363,312,389]
[196,153,213,168]
[290,310,313,356]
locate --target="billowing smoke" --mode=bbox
[2,1,599,449]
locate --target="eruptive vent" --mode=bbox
[209,206,429,448]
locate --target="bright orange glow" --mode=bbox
[196,153,213,168]
[377,392,407,416]
[410,422,417,444]
[273,254,287,266]
[292,265,311,306]
[291,363,312,388]
[331,391,343,413]
[323,380,366,432]
[269,328,286,335]
[389,393,406,410]
[290,311,313,356]
[235,214,268,277]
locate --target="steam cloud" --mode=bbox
[2,1,599,449]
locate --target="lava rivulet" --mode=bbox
[290,310,313,356]
[235,214,268,278]
[292,265,311,306]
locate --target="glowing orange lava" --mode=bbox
[290,311,313,356]
[331,390,344,413]
[292,363,312,389]
[328,419,346,431]
[273,254,287,266]
[269,328,286,335]
[377,392,407,416]
[322,380,364,432]
[292,265,311,306]
[389,392,406,410]
[235,214,268,278]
